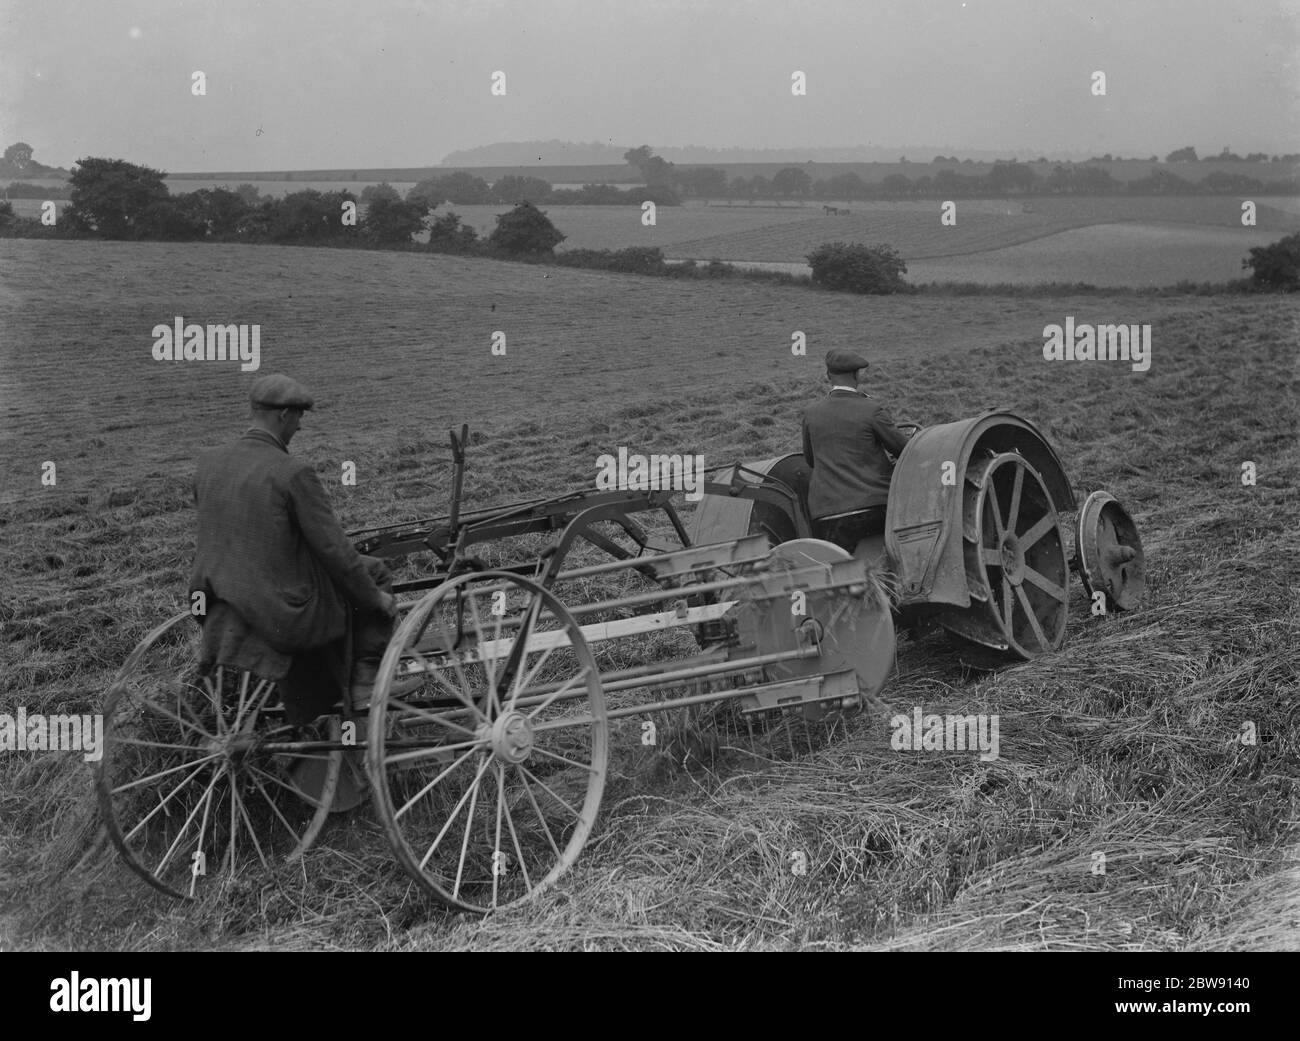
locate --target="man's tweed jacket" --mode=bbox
[801,389,910,519]
[189,428,388,657]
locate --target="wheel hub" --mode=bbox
[489,711,534,764]
[205,730,257,761]
[998,532,1025,583]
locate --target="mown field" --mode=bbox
[0,241,1297,951]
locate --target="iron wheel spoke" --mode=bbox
[499,763,533,894]
[491,764,506,908]
[418,752,493,871]
[517,763,562,860]
[246,766,311,843]
[529,744,599,774]
[1007,464,1024,535]
[112,752,223,795]
[393,743,482,817]
[518,762,583,822]
[121,758,218,842]
[1020,513,1056,549]
[986,480,1005,539]
[452,755,486,899]
[1023,565,1067,603]
[465,591,502,719]
[1016,584,1048,648]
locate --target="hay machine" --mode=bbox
[97,409,1146,913]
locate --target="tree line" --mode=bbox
[0,157,572,248]
[623,145,1300,202]
[437,146,1300,204]
[6,141,1297,219]
[2,154,1295,292]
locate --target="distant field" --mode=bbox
[442,196,1300,279]
[442,201,821,250]
[662,196,1300,265]
[907,223,1277,286]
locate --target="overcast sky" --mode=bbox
[2,0,1297,171]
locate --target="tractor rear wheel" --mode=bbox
[941,451,1069,659]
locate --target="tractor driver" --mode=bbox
[189,374,417,725]
[801,348,912,555]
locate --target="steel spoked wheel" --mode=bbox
[367,572,607,914]
[953,451,1069,658]
[96,613,342,901]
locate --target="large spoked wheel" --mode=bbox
[366,571,607,914]
[96,613,342,901]
[948,451,1069,659]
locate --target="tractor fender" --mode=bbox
[885,409,1075,608]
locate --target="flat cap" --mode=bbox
[825,348,869,374]
[250,373,314,410]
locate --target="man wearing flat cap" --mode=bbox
[801,349,911,555]
[189,373,408,724]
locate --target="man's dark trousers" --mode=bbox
[818,506,887,554]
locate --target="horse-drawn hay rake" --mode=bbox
[96,410,1146,913]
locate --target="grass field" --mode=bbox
[906,224,1280,287]
[1,241,1297,951]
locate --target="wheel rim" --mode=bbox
[96,613,341,901]
[1075,490,1146,611]
[737,538,895,708]
[367,572,607,914]
[952,452,1069,658]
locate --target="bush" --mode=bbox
[2,181,65,199]
[806,241,910,294]
[490,175,553,204]
[487,201,565,255]
[635,185,682,207]
[265,189,356,244]
[66,157,170,238]
[362,192,428,245]
[135,196,208,240]
[359,182,400,207]
[1243,232,1300,291]
[408,173,491,207]
[425,211,479,253]
[552,246,667,274]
